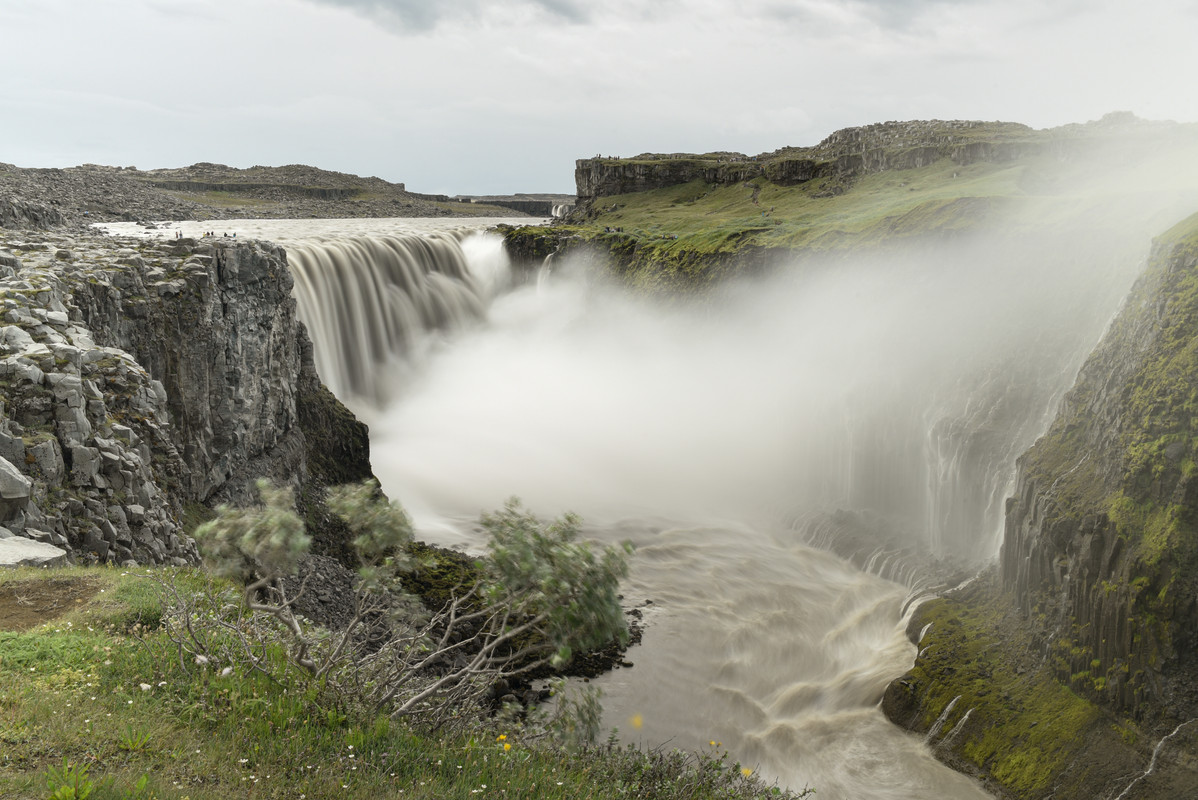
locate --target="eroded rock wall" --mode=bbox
[0,230,372,566]
[1001,217,1198,722]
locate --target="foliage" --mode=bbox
[185,481,631,731]
[482,498,631,667]
[44,759,94,800]
[195,480,310,584]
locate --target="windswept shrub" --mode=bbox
[172,481,631,734]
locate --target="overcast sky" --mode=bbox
[2,0,1197,194]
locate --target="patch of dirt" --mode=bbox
[0,577,101,631]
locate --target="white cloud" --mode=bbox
[0,0,1196,193]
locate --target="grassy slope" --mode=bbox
[0,567,797,800]
[540,155,1065,292]
[585,158,1021,246]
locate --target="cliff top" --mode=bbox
[586,113,1193,168]
[0,162,530,226]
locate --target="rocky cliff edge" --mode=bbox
[0,229,371,568]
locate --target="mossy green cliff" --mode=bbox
[884,215,1198,799]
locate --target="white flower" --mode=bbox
[139,684,151,691]
[220,667,233,677]
[194,655,209,665]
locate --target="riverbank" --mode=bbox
[0,564,803,800]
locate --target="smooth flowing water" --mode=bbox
[94,200,1177,798]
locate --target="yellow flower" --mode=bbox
[504,743,512,752]
[741,767,753,777]
[497,734,506,741]
[709,740,716,747]
[630,714,643,730]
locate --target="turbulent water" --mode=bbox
[96,205,1178,797]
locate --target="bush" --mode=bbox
[175,480,631,733]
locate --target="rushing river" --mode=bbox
[96,210,1165,798]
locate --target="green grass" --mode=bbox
[583,157,1022,248]
[0,566,802,800]
[160,191,273,210]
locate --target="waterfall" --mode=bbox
[287,230,511,407]
[282,220,1145,567]
[925,696,962,743]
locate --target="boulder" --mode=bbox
[0,536,68,568]
[0,456,32,521]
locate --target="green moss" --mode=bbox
[1157,210,1198,249]
[898,590,1127,798]
[180,502,216,537]
[398,540,484,612]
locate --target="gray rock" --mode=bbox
[83,525,109,560]
[0,536,67,567]
[0,431,23,464]
[111,424,137,445]
[0,325,35,352]
[68,445,100,486]
[0,452,31,502]
[29,439,63,482]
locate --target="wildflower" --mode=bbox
[741,767,753,777]
[220,667,233,677]
[194,655,209,665]
[139,683,152,691]
[504,743,511,752]
[497,734,507,741]
[630,714,643,730]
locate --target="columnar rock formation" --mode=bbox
[1001,216,1198,722]
[0,230,371,566]
[882,215,1198,799]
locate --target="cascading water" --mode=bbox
[287,230,511,406]
[215,196,1180,797]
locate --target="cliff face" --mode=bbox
[1002,215,1198,721]
[574,120,1043,206]
[1,197,65,229]
[72,239,309,506]
[882,216,1198,799]
[0,230,371,567]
